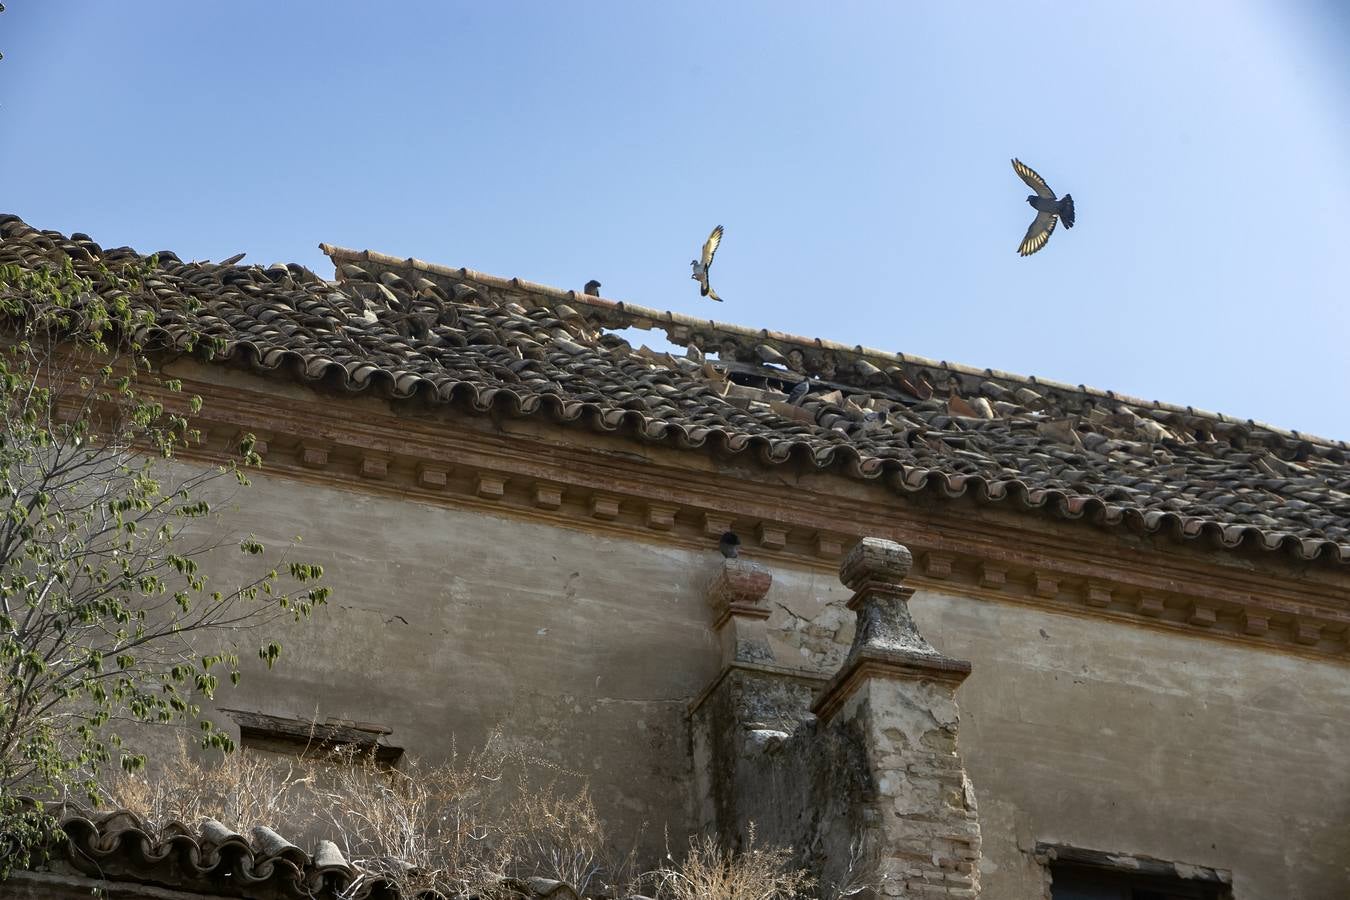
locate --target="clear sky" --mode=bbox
[3,2,1348,439]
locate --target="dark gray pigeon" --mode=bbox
[691,225,724,301]
[1012,159,1074,257]
[719,531,741,559]
[786,380,811,406]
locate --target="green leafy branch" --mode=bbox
[0,256,329,875]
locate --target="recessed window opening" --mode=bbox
[1040,844,1231,900]
[228,709,404,767]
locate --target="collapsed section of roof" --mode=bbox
[2,215,1346,563]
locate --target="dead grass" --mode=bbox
[101,735,822,899]
[645,827,813,900]
[104,737,303,833]
[101,734,655,898]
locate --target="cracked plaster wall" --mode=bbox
[759,582,1350,899]
[158,467,854,865]
[130,460,1347,897]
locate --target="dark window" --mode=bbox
[227,709,403,766]
[1051,865,1229,900]
[1042,845,1231,900]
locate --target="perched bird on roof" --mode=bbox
[584,279,601,296]
[719,531,741,559]
[1011,159,1074,257]
[691,225,724,302]
[786,379,812,406]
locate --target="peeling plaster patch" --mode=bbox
[746,728,789,751]
[771,600,851,670]
[1173,863,1213,882]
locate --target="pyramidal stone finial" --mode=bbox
[840,538,938,660]
[813,537,971,720]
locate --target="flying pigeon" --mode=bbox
[786,379,812,406]
[719,531,741,559]
[691,225,724,301]
[1012,159,1074,257]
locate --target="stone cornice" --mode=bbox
[687,660,829,718]
[164,368,1350,664]
[812,651,974,723]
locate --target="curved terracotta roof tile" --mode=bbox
[46,807,600,900]
[2,215,1347,564]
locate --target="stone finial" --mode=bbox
[840,544,935,662]
[810,538,983,895]
[814,537,971,721]
[707,559,772,628]
[840,537,912,590]
[706,558,774,665]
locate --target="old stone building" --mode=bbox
[2,214,1348,899]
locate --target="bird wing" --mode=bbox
[1012,158,1056,200]
[700,225,724,270]
[1018,210,1058,256]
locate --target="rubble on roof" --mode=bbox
[2,215,1347,564]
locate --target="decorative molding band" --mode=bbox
[163,375,1350,664]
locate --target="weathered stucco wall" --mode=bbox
[161,457,1350,897]
[918,592,1350,900]
[768,578,1350,899]
[185,468,847,861]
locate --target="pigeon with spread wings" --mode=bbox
[691,225,724,301]
[1012,159,1075,257]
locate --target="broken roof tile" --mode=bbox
[2,215,1347,564]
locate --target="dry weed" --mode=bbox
[104,736,303,832]
[647,826,813,900]
[500,774,640,897]
[103,736,818,899]
[102,733,643,898]
[308,740,515,898]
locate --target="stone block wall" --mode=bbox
[693,539,984,897]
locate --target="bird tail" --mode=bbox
[1060,194,1075,228]
[706,286,722,302]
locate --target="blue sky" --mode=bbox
[3,2,1348,438]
